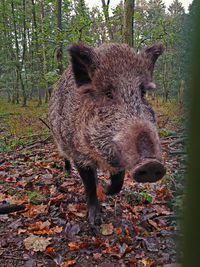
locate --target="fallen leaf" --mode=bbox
[153,204,171,215]
[18,228,27,234]
[140,257,154,266]
[115,227,122,234]
[45,246,55,254]
[28,220,63,235]
[68,242,80,251]
[60,259,76,267]
[24,203,49,217]
[23,234,51,252]
[101,223,114,236]
[93,253,102,260]
[144,231,149,236]
[129,258,137,264]
[0,193,6,201]
[148,219,160,230]
[97,182,105,201]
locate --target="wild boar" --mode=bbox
[48,42,166,224]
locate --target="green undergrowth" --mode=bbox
[0,98,49,152]
[0,96,183,152]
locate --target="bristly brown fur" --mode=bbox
[48,42,163,173]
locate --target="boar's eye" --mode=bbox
[104,86,114,99]
[139,82,146,98]
[105,91,113,99]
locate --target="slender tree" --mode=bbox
[123,0,135,47]
[101,0,114,40]
[56,0,63,75]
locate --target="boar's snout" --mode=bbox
[132,158,166,183]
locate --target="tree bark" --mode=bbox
[40,0,48,105]
[31,0,42,104]
[101,0,114,40]
[123,0,135,47]
[56,0,63,76]
[21,0,27,106]
[178,79,185,104]
[11,0,27,106]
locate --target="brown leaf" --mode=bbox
[60,259,76,267]
[115,227,122,234]
[24,203,49,217]
[23,234,51,252]
[93,253,102,260]
[140,257,154,266]
[153,204,172,215]
[28,220,63,235]
[101,223,114,236]
[97,182,105,201]
[68,242,80,251]
[148,219,160,230]
[45,246,55,254]
[0,193,6,202]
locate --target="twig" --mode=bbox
[17,135,51,151]
[0,203,26,214]
[19,133,49,139]
[169,137,186,147]
[0,113,21,117]
[39,117,50,129]
[162,148,186,155]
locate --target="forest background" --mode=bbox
[0,0,196,106]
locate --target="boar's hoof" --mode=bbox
[87,204,101,225]
[104,171,125,195]
[132,159,166,183]
[105,184,121,195]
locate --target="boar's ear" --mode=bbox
[140,43,163,71]
[68,43,97,87]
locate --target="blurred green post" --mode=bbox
[184,1,200,266]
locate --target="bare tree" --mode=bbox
[101,0,114,40]
[123,0,135,47]
[56,0,63,75]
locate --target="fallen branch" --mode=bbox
[162,148,186,155]
[17,135,51,151]
[0,203,26,214]
[39,118,50,129]
[19,133,49,139]
[0,113,21,117]
[169,137,186,147]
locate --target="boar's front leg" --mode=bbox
[74,163,100,224]
[105,171,125,195]
[64,158,71,174]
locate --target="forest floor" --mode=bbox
[0,98,186,267]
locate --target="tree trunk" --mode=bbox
[31,0,42,106]
[162,60,169,102]
[123,0,135,47]
[11,0,21,105]
[40,0,48,105]
[101,0,114,41]
[2,0,14,103]
[21,0,27,106]
[56,0,63,76]
[178,79,185,104]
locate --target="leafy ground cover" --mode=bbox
[0,98,185,266]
